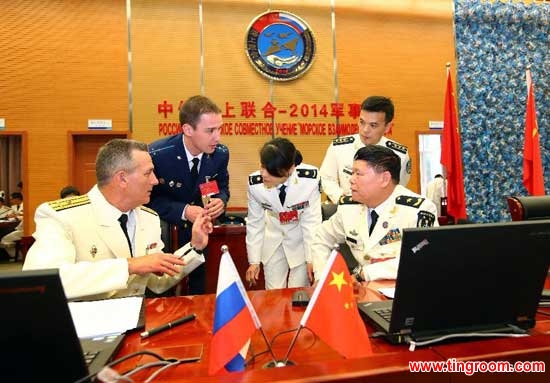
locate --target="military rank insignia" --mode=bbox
[249,175,263,185]
[245,11,316,81]
[386,140,408,154]
[332,136,354,146]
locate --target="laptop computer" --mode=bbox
[358,220,550,345]
[0,269,126,381]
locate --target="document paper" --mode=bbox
[68,296,143,338]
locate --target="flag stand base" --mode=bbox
[263,360,296,368]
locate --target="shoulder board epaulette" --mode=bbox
[249,174,263,185]
[338,195,360,205]
[296,169,318,179]
[386,140,408,154]
[417,210,436,227]
[48,195,90,211]
[215,143,229,153]
[332,136,355,146]
[395,195,424,208]
[149,144,175,156]
[140,206,158,216]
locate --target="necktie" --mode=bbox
[279,184,287,206]
[369,210,379,235]
[118,214,133,256]
[190,157,199,184]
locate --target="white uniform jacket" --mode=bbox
[320,135,411,203]
[23,185,197,300]
[311,185,438,281]
[246,164,322,268]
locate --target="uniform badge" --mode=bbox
[261,202,272,210]
[90,245,97,257]
[279,210,299,224]
[417,211,436,227]
[176,182,182,188]
[169,180,175,187]
[159,178,165,184]
[245,11,316,81]
[177,156,182,160]
[343,166,353,175]
[349,229,358,236]
[289,201,309,211]
[378,228,402,246]
[382,221,388,229]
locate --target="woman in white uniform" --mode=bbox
[245,138,322,289]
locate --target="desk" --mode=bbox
[115,280,550,382]
[205,225,265,293]
[0,220,18,239]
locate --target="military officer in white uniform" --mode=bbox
[320,96,411,203]
[312,144,437,282]
[246,138,322,289]
[23,139,212,300]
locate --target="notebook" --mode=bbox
[358,220,550,345]
[0,269,126,381]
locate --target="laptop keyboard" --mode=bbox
[374,307,393,323]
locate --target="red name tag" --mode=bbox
[279,210,298,224]
[199,180,219,196]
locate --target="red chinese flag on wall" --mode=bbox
[441,66,467,220]
[300,250,372,359]
[523,68,545,196]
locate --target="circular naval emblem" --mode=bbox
[245,10,315,81]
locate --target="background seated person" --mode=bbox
[0,192,24,260]
[311,145,438,283]
[0,197,13,219]
[60,185,81,199]
[246,137,322,289]
[23,139,212,300]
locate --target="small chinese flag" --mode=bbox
[300,250,372,359]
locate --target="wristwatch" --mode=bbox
[351,265,364,282]
[192,246,204,255]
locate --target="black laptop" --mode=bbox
[358,220,550,345]
[0,269,125,382]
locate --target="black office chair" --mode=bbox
[321,201,337,221]
[507,195,550,221]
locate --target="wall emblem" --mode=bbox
[245,10,315,81]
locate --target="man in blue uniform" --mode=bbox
[148,95,230,295]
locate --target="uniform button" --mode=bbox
[363,254,371,261]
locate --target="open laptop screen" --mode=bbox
[0,269,89,381]
[389,220,550,339]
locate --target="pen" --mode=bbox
[140,313,196,339]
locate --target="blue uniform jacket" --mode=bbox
[148,134,230,244]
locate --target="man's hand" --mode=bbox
[306,262,314,284]
[246,264,260,286]
[128,253,185,276]
[205,197,225,219]
[184,205,204,223]
[190,212,213,250]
